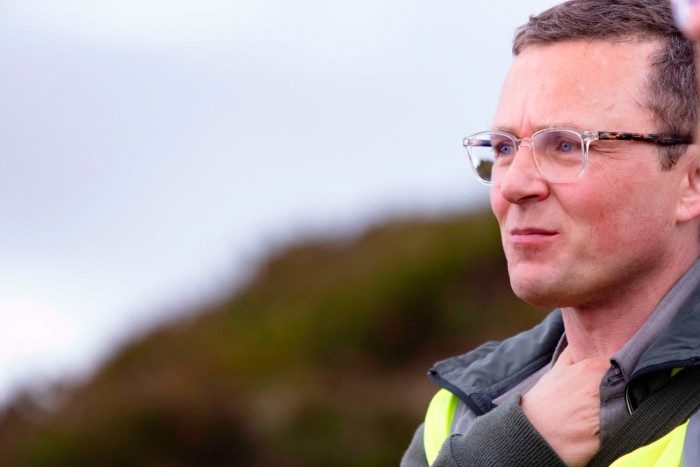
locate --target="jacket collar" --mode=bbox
[429,276,700,415]
[428,310,563,415]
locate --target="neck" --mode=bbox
[562,253,699,363]
[561,302,650,361]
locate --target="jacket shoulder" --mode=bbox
[428,310,563,414]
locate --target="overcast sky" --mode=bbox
[0,0,558,403]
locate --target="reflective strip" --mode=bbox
[422,388,700,466]
[424,389,458,466]
[682,411,700,467]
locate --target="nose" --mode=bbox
[495,143,550,204]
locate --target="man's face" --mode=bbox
[491,40,690,309]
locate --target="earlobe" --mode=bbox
[676,149,700,223]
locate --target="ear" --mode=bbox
[676,147,700,223]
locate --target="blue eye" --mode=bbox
[559,142,573,153]
[495,142,515,157]
[548,136,580,155]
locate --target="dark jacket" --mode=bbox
[401,299,700,466]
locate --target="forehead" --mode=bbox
[494,40,660,134]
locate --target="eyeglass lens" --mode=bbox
[466,130,585,184]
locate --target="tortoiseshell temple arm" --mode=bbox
[597,131,692,146]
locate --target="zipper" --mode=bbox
[624,359,700,414]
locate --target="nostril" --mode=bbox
[497,158,551,204]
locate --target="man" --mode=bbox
[401,1,700,465]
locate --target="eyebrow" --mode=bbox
[492,122,586,135]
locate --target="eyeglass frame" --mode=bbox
[462,128,692,185]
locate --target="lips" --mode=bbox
[508,227,558,246]
[509,228,557,236]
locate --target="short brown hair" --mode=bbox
[513,0,697,168]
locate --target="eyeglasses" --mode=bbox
[463,128,691,185]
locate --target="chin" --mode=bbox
[509,277,572,309]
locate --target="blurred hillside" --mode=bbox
[0,210,545,466]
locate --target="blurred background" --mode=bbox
[0,0,556,465]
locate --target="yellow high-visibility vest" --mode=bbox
[423,389,700,466]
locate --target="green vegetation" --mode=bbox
[0,210,544,466]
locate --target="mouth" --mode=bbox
[508,228,558,244]
[510,228,557,236]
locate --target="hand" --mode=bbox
[520,347,609,467]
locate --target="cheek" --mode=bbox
[570,176,672,254]
[490,188,507,223]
